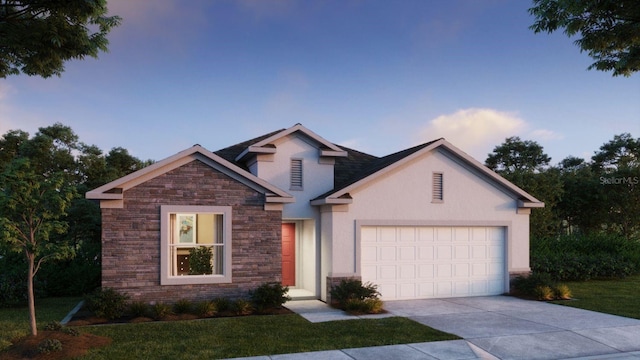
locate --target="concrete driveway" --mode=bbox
[384,296,640,359]
[233,296,640,360]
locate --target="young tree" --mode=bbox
[0,0,121,78]
[529,0,640,77]
[0,158,75,336]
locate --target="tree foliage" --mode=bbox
[0,158,76,336]
[0,0,121,78]
[0,123,152,334]
[485,137,559,238]
[529,0,640,77]
[485,136,551,174]
[487,133,640,239]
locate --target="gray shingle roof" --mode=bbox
[213,127,439,200]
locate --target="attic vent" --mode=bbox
[290,159,303,190]
[432,172,443,202]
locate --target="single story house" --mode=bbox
[87,124,543,303]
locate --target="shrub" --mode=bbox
[233,299,253,316]
[85,288,130,320]
[195,300,217,317]
[553,284,572,300]
[213,297,232,312]
[511,273,572,301]
[250,282,291,312]
[534,285,555,301]
[128,301,149,317]
[61,327,80,336]
[173,299,193,314]
[511,272,555,297]
[344,298,384,314]
[150,302,173,320]
[38,338,62,354]
[530,234,640,282]
[43,321,62,331]
[330,279,382,313]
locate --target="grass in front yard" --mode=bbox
[0,297,81,351]
[80,315,458,359]
[551,275,640,319]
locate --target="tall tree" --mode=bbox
[0,158,75,336]
[556,156,604,234]
[486,137,560,238]
[529,0,640,77]
[486,136,551,174]
[0,0,121,78]
[591,133,640,238]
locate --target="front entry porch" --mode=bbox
[281,220,318,300]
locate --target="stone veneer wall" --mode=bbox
[101,160,282,303]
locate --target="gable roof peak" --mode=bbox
[234,123,347,162]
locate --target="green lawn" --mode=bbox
[5,276,640,359]
[1,299,458,359]
[551,274,640,319]
[0,297,81,351]
[80,315,458,359]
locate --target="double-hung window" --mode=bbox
[160,205,232,285]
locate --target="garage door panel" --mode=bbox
[379,227,397,242]
[454,228,470,242]
[417,228,435,241]
[455,246,469,259]
[436,227,453,241]
[454,263,470,277]
[399,247,416,260]
[418,264,434,278]
[380,247,397,261]
[379,265,397,279]
[418,246,434,260]
[398,283,416,298]
[362,247,377,261]
[361,225,505,300]
[437,246,452,259]
[398,264,415,279]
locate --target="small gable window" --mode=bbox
[290,158,303,190]
[432,172,443,203]
[160,205,232,285]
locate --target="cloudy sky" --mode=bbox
[1,0,638,164]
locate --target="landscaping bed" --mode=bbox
[0,331,111,360]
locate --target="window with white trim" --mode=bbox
[160,205,232,285]
[432,172,443,202]
[290,158,303,190]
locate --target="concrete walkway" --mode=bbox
[228,296,640,360]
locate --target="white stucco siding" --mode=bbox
[329,149,531,277]
[254,135,335,219]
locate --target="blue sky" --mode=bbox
[1,0,638,164]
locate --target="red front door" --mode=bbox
[281,223,296,286]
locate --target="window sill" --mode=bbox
[161,274,232,286]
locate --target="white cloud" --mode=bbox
[416,108,527,160]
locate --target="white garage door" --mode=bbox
[361,226,505,300]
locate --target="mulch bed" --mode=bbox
[0,331,111,360]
